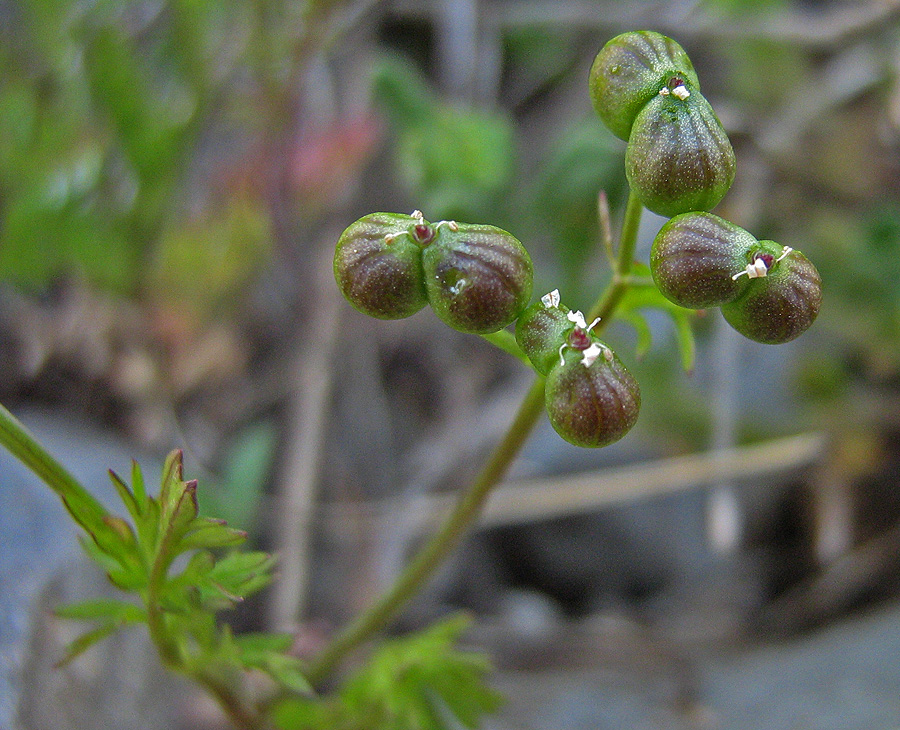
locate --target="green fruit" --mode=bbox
[589,30,699,141]
[721,246,822,344]
[625,90,735,218]
[650,212,758,309]
[334,212,430,319]
[515,291,575,375]
[545,343,641,448]
[422,222,533,334]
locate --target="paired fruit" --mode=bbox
[516,290,640,447]
[650,212,822,344]
[335,211,533,334]
[590,30,735,217]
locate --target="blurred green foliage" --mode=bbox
[529,119,626,294]
[812,204,900,375]
[150,196,273,318]
[201,420,278,532]
[273,614,502,730]
[372,57,516,223]
[0,0,275,314]
[503,25,582,86]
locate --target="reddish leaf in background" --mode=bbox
[289,115,382,214]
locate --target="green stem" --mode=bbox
[196,674,270,730]
[145,538,181,668]
[0,403,109,535]
[306,189,645,685]
[306,376,547,685]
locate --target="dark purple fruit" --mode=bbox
[334,212,429,319]
[589,31,699,141]
[422,222,533,334]
[545,342,641,448]
[625,89,735,218]
[721,246,822,344]
[650,212,757,309]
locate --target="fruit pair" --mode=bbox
[334,211,533,334]
[650,212,822,343]
[589,31,735,217]
[515,290,640,447]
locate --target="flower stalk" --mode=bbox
[306,189,644,684]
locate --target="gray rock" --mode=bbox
[16,562,190,730]
[0,408,164,729]
[488,600,900,730]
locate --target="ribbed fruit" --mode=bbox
[422,223,533,334]
[515,294,574,375]
[650,212,757,309]
[545,345,641,448]
[589,30,699,141]
[625,90,735,218]
[334,212,428,319]
[721,247,822,344]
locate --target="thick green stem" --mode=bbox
[0,403,109,534]
[307,189,645,684]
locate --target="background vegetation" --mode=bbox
[4,0,900,727]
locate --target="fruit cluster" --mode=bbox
[333,30,823,452]
[589,30,735,217]
[591,31,822,344]
[651,213,822,343]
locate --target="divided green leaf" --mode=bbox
[263,653,314,696]
[53,601,146,668]
[55,622,122,668]
[178,518,247,552]
[131,460,148,512]
[109,469,141,522]
[273,614,502,730]
[206,551,276,602]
